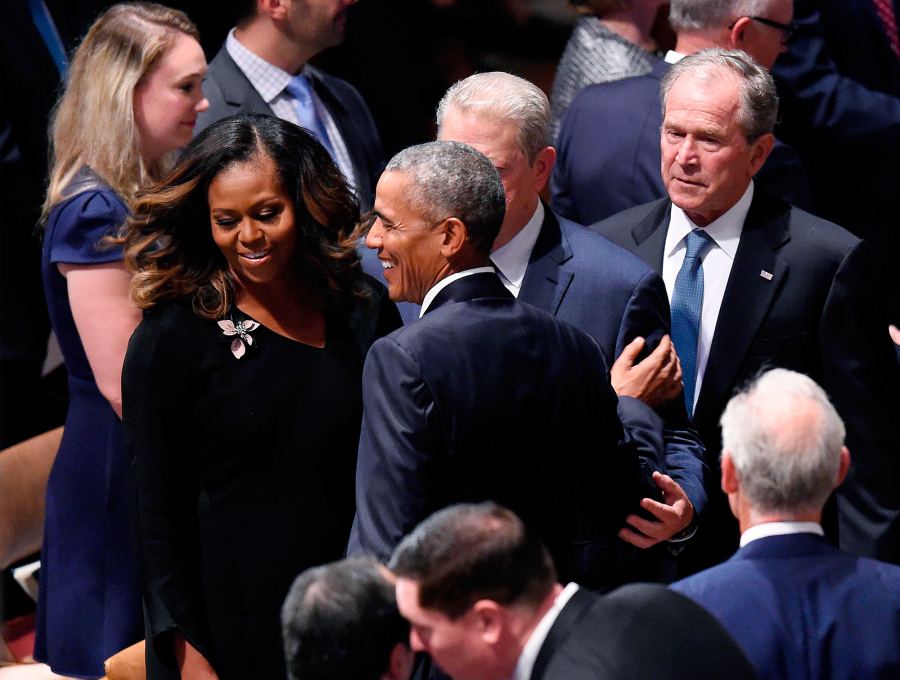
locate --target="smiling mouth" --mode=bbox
[240,251,270,261]
[380,259,394,270]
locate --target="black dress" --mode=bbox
[122,283,399,680]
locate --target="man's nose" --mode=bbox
[365,221,384,249]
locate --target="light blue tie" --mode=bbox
[284,73,336,160]
[671,229,714,417]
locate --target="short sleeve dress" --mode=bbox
[37,168,143,678]
[122,284,400,680]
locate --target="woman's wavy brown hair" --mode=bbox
[117,114,367,319]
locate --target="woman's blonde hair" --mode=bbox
[43,2,199,217]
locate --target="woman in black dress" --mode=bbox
[119,114,400,680]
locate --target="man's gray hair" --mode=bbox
[385,141,506,255]
[720,369,846,516]
[670,0,772,32]
[661,48,778,142]
[436,72,550,163]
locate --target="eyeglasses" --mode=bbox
[728,15,798,42]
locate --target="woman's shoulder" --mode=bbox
[45,168,128,264]
[346,273,402,349]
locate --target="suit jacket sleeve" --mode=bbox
[615,268,708,519]
[772,0,900,150]
[821,240,900,562]
[348,335,444,559]
[123,307,212,663]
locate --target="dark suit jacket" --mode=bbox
[772,0,900,319]
[349,272,659,589]
[592,195,900,566]
[519,209,706,518]
[673,533,900,680]
[551,59,812,225]
[531,584,757,680]
[196,45,384,209]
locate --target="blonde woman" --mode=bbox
[38,3,208,677]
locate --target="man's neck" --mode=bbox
[740,510,823,535]
[673,31,728,57]
[234,22,315,75]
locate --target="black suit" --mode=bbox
[531,584,758,680]
[349,272,659,589]
[592,195,900,567]
[196,45,384,209]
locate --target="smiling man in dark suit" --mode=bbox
[672,369,900,679]
[348,141,661,590]
[195,0,383,208]
[592,48,900,570]
[434,72,706,570]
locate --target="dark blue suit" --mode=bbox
[551,59,812,225]
[672,532,900,680]
[520,209,706,518]
[772,0,900,320]
[196,46,384,210]
[593,195,900,567]
[349,272,659,589]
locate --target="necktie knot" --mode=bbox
[684,228,713,261]
[285,74,313,104]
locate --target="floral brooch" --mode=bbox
[217,318,260,359]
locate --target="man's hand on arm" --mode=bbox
[618,471,695,549]
[611,335,683,407]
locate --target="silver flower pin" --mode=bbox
[217,319,260,359]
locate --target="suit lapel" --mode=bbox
[531,588,595,680]
[214,50,273,115]
[520,209,573,315]
[425,272,512,314]
[693,197,790,431]
[630,199,671,273]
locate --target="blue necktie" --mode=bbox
[28,0,68,77]
[284,74,336,160]
[671,229,713,417]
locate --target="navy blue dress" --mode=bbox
[37,172,143,678]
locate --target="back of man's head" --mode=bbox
[282,557,410,680]
[720,369,847,517]
[436,72,550,163]
[389,502,557,619]
[384,141,506,256]
[670,0,773,32]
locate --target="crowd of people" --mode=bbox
[2,0,900,679]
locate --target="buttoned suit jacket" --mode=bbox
[519,208,706,518]
[348,272,658,589]
[196,45,384,209]
[672,533,900,680]
[530,584,757,680]
[551,59,811,225]
[591,195,900,565]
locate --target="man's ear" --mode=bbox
[748,133,775,177]
[382,642,415,680]
[532,146,557,193]
[721,451,739,494]
[439,217,468,258]
[728,16,752,48]
[471,600,504,646]
[259,0,289,21]
[835,446,851,488]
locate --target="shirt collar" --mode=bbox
[664,50,684,64]
[226,28,302,103]
[512,583,580,680]
[419,267,496,318]
[740,521,824,547]
[491,201,545,294]
[665,181,753,261]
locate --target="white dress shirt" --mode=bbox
[490,202,545,297]
[225,30,357,188]
[419,267,497,317]
[512,583,580,680]
[740,521,825,547]
[662,183,753,411]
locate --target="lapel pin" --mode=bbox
[760,270,774,281]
